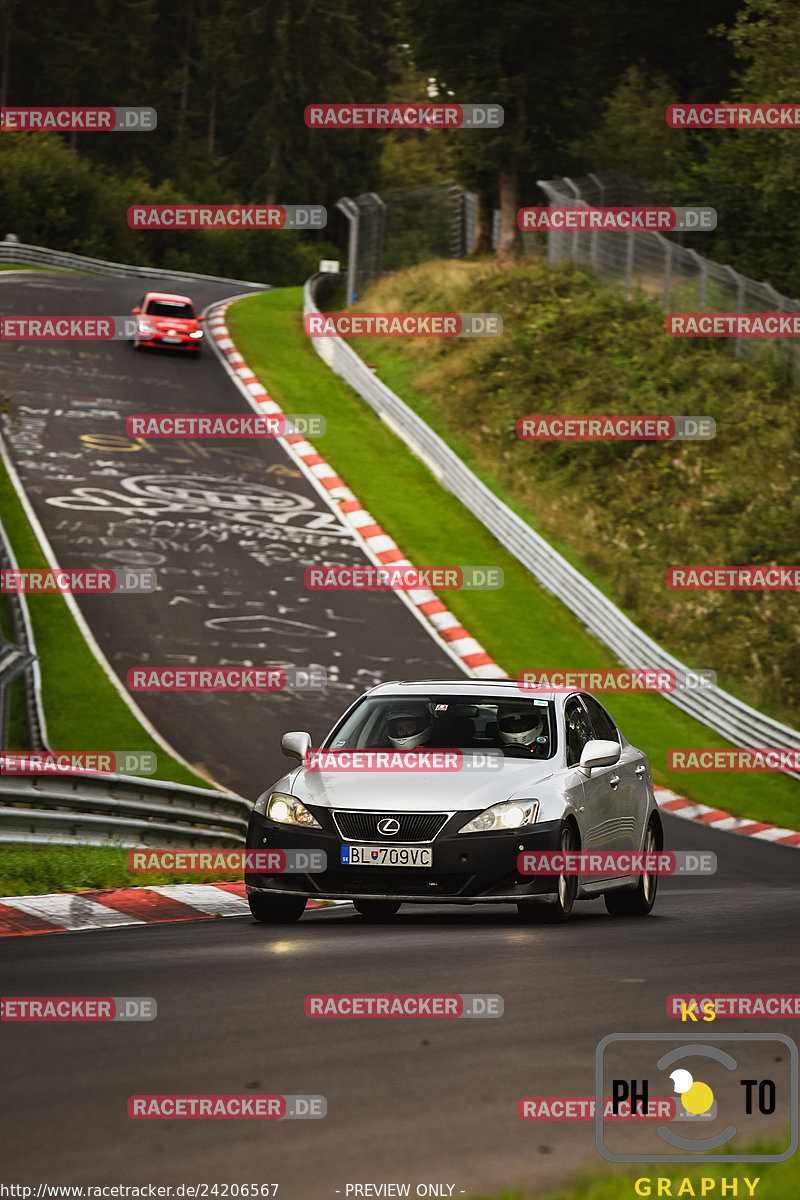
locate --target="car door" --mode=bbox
[564,695,622,856]
[580,693,643,851]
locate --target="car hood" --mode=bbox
[291,758,556,812]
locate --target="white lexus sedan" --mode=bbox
[245,678,663,924]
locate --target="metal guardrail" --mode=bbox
[303,274,800,778]
[0,774,250,846]
[0,442,250,844]
[0,240,271,290]
[0,516,49,751]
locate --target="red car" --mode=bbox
[131,291,205,354]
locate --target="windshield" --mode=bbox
[144,300,195,318]
[324,695,557,759]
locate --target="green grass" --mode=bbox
[471,1136,795,1199]
[0,263,80,273]
[0,844,243,896]
[225,286,800,829]
[0,459,213,788]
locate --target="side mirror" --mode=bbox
[197,314,205,322]
[579,739,621,771]
[281,731,312,762]
[132,306,141,314]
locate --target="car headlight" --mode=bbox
[256,790,321,828]
[458,798,538,834]
[138,321,156,335]
[189,329,203,339]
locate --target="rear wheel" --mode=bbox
[353,899,401,922]
[604,821,660,917]
[248,893,307,923]
[518,822,578,924]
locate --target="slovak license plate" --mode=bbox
[341,844,432,867]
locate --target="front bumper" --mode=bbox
[245,808,563,904]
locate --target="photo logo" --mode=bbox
[596,1033,798,1163]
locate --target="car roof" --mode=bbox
[143,292,194,304]
[364,679,563,703]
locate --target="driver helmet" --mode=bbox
[386,705,433,750]
[497,705,545,747]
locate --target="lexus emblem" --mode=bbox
[376,817,401,837]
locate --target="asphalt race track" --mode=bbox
[2,823,798,1197]
[1,271,798,1198]
[0,272,459,795]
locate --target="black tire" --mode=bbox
[248,893,307,923]
[353,899,401,922]
[518,822,578,924]
[604,820,660,917]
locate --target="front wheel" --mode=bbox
[518,822,578,924]
[248,893,307,924]
[353,899,401,922]
[604,821,660,917]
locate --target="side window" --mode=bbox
[564,698,595,767]
[581,694,620,744]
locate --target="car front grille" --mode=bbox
[332,810,449,843]
[316,871,472,897]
